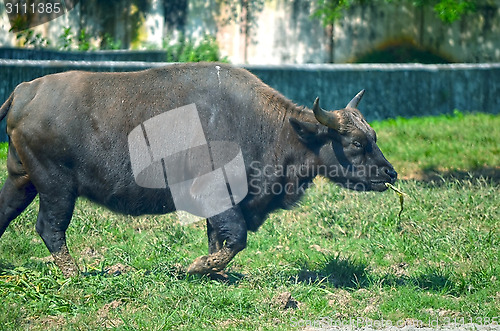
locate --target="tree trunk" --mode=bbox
[326,23,334,63]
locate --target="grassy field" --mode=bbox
[0,112,498,330]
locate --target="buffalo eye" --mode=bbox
[352,140,363,148]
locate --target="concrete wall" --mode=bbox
[236,0,500,64]
[1,60,498,142]
[330,2,500,63]
[1,1,499,64]
[243,0,327,64]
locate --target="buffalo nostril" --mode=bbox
[385,168,398,180]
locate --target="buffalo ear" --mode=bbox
[289,118,319,143]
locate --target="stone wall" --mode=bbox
[1,1,499,64]
[236,0,500,64]
[0,60,498,142]
[329,2,500,64]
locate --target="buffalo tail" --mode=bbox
[0,93,13,122]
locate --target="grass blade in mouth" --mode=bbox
[385,182,407,219]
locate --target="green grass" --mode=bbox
[371,111,500,177]
[0,111,499,330]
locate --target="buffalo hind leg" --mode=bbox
[36,192,78,278]
[0,176,37,238]
[187,205,247,275]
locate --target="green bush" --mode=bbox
[12,28,50,49]
[78,29,91,51]
[57,27,73,51]
[57,28,117,51]
[164,35,228,63]
[100,33,122,50]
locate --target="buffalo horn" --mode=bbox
[346,89,365,109]
[312,97,340,130]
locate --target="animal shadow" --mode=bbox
[289,255,463,295]
[290,255,368,289]
[416,166,500,187]
[0,260,16,274]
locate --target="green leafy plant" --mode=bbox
[58,26,74,51]
[57,27,93,51]
[313,0,476,26]
[11,28,50,49]
[78,29,91,51]
[165,35,228,63]
[312,0,357,26]
[433,0,476,23]
[100,33,122,50]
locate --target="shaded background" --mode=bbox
[1,0,499,64]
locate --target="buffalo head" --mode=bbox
[290,90,397,191]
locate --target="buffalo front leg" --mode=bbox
[36,192,79,278]
[187,205,247,275]
[206,218,223,254]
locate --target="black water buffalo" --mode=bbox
[0,63,396,277]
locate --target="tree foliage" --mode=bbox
[313,0,476,26]
[431,0,476,23]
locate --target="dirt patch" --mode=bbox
[423,308,460,318]
[327,289,352,319]
[98,300,122,314]
[274,291,299,309]
[106,263,134,275]
[96,300,123,329]
[80,247,105,260]
[310,244,331,255]
[27,315,66,329]
[391,262,409,278]
[328,289,352,308]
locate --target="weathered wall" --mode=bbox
[243,0,327,64]
[236,0,500,64]
[1,1,499,64]
[330,2,500,63]
[0,60,498,142]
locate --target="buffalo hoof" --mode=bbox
[51,247,79,278]
[187,247,234,275]
[187,255,223,275]
[60,266,79,278]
